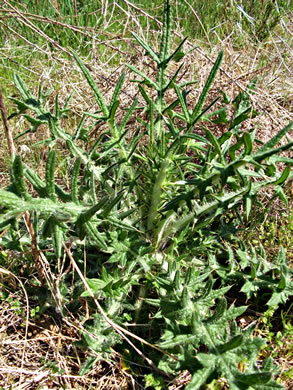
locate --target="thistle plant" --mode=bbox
[0,0,292,387]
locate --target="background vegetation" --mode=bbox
[0,1,292,389]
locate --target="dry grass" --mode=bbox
[0,286,190,389]
[0,281,132,389]
[1,38,291,197]
[2,32,292,150]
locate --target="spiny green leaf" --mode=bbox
[230,106,253,130]
[185,367,214,390]
[73,51,109,117]
[163,62,184,91]
[108,100,119,128]
[273,166,290,186]
[235,372,272,386]
[203,127,225,164]
[147,159,170,231]
[84,221,107,250]
[110,72,125,109]
[204,297,227,324]
[77,197,108,224]
[174,83,190,122]
[12,155,29,200]
[81,278,107,296]
[73,114,87,141]
[243,132,253,155]
[159,0,172,62]
[45,150,57,202]
[253,141,293,163]
[166,37,188,63]
[13,73,34,101]
[274,186,288,207]
[158,334,198,349]
[100,191,124,218]
[132,32,160,63]
[257,122,293,154]
[71,158,81,204]
[66,140,103,180]
[217,335,244,353]
[52,224,63,259]
[126,63,159,89]
[118,98,138,134]
[190,51,224,124]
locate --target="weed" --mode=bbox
[0,0,292,388]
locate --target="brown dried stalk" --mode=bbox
[0,87,15,157]
[63,242,177,377]
[73,0,77,26]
